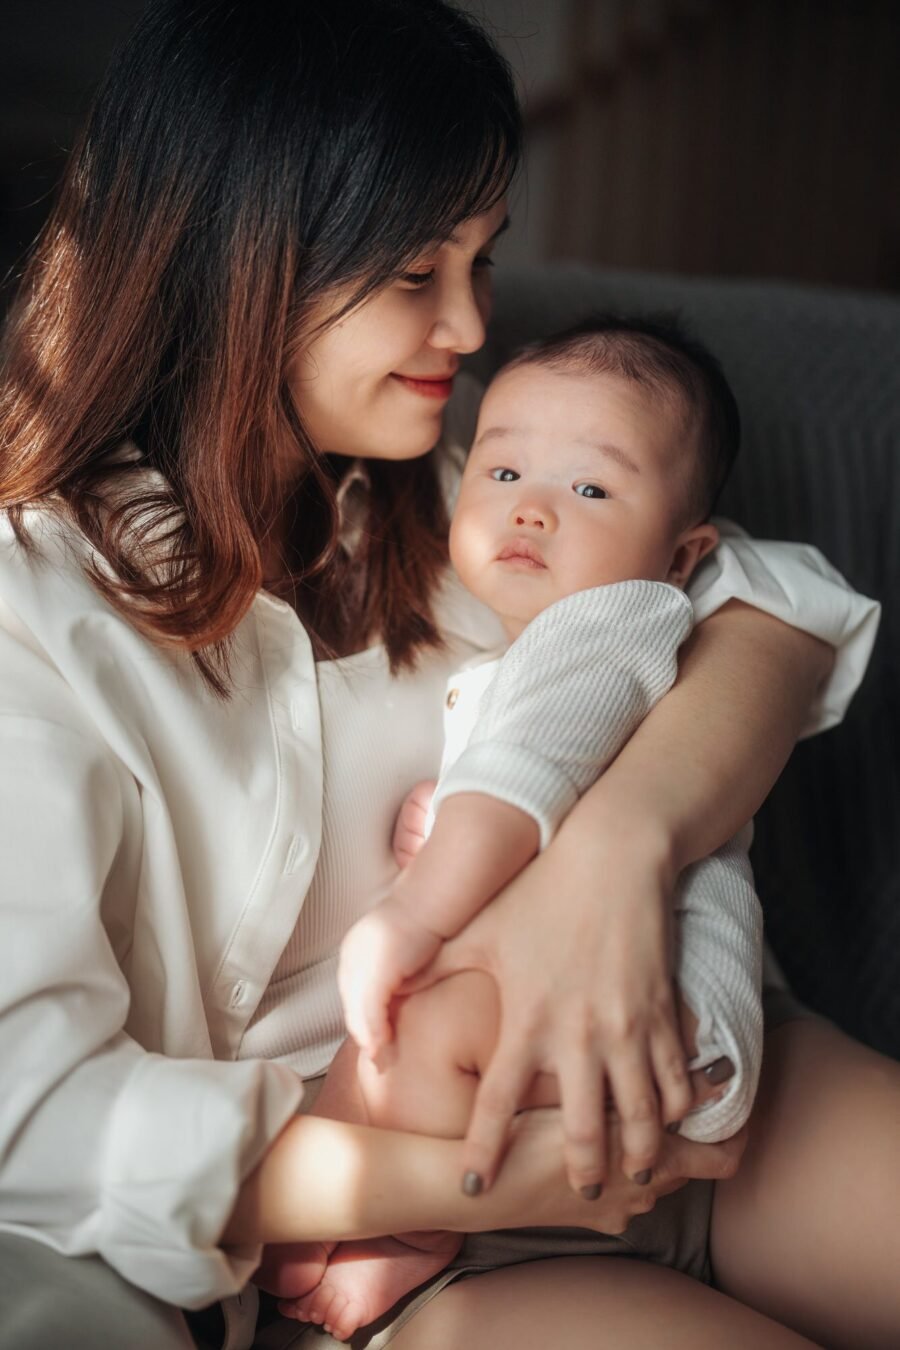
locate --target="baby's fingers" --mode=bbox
[338,962,391,1058]
[461,1041,535,1195]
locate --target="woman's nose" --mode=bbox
[428,282,487,355]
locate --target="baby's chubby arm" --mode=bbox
[339,794,538,1059]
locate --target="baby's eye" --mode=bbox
[490,468,520,482]
[574,482,608,499]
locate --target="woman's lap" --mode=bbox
[291,1005,900,1350]
[711,1016,900,1350]
[0,1232,196,1350]
[5,1016,894,1350]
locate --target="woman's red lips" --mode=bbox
[496,540,547,568]
[391,372,455,400]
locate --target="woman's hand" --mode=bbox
[405,809,694,1194]
[482,1105,746,1235]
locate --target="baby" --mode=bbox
[266,316,763,1340]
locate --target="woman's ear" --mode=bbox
[666,522,719,588]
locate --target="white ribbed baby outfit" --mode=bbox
[430,580,763,1142]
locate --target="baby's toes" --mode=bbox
[320,1288,366,1342]
[276,1297,315,1324]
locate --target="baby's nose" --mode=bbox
[514,507,546,529]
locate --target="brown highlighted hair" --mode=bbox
[0,0,521,692]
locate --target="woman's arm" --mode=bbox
[222,1100,746,1247]
[416,604,832,1194]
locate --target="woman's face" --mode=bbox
[289,200,508,461]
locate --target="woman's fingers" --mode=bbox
[461,1039,535,1193]
[648,1018,694,1132]
[556,1052,607,1193]
[605,1042,663,1182]
[655,1123,747,1184]
[684,1055,736,1116]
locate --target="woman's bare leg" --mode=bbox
[711,1018,900,1350]
[390,1256,823,1349]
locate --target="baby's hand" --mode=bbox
[338,896,442,1059]
[391,780,436,869]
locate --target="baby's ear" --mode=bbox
[666,522,719,588]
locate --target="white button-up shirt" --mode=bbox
[0,374,880,1313]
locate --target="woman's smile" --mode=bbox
[389,372,457,400]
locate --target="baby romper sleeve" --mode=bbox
[689,521,880,736]
[430,580,694,849]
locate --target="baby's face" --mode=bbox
[450,363,704,636]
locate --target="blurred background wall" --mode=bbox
[1,0,898,300]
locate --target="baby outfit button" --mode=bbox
[446,687,460,709]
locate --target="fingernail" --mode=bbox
[633,1168,652,1185]
[665,1120,682,1134]
[580,1183,603,1200]
[462,1171,484,1197]
[704,1057,735,1086]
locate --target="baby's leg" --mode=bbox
[285,972,503,1340]
[255,1039,370,1303]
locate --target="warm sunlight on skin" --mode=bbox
[450,364,719,638]
[288,201,509,462]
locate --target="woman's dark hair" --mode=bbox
[0,0,521,691]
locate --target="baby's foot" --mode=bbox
[279,1230,462,1342]
[255,1240,337,1300]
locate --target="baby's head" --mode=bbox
[450,314,740,636]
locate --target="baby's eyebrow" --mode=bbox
[574,436,641,476]
[474,425,641,476]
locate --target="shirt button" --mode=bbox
[446,687,460,710]
[229,981,246,1009]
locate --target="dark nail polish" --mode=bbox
[704,1057,735,1086]
[462,1170,483,1197]
[633,1168,652,1185]
[580,1183,603,1201]
[665,1120,682,1134]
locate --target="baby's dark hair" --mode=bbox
[504,313,740,522]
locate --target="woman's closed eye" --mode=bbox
[397,268,435,289]
[574,481,608,499]
[490,467,519,482]
[397,254,494,289]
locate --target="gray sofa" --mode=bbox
[470,265,900,1059]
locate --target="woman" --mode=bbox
[0,3,894,1349]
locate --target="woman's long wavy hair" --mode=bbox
[0,0,521,692]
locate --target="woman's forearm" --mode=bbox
[224,1115,473,1245]
[561,600,834,872]
[224,1105,745,1249]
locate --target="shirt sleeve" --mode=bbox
[0,638,304,1309]
[687,520,881,738]
[431,581,693,848]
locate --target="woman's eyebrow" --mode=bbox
[445,215,511,248]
